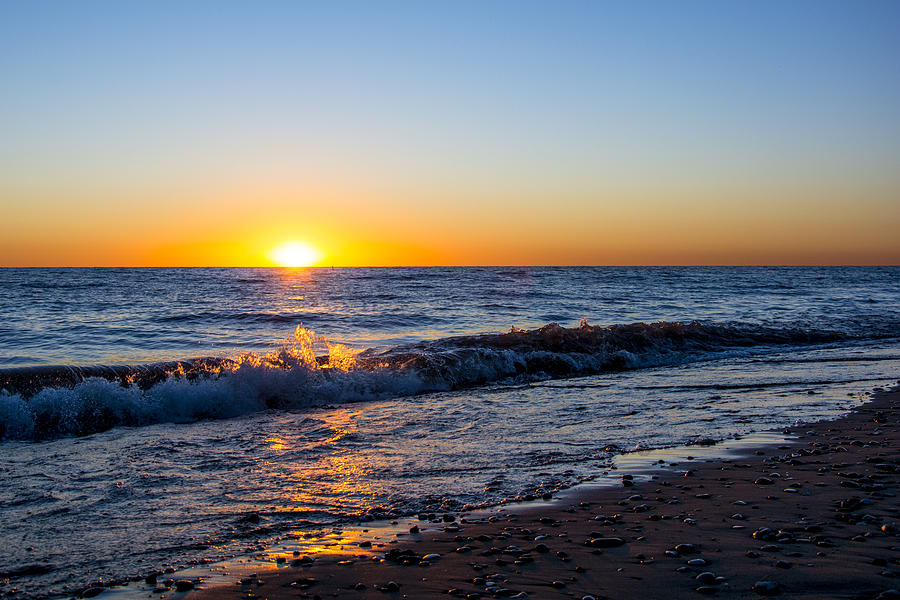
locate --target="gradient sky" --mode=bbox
[1,0,899,266]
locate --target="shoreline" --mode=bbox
[113,384,900,600]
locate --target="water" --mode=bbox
[0,266,898,598]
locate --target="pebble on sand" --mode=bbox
[752,580,782,596]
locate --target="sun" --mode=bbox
[269,241,323,268]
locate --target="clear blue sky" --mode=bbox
[2,1,899,265]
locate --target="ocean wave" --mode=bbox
[0,320,856,441]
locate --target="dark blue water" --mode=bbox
[0,267,898,598]
[2,266,897,367]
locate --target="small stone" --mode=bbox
[775,560,792,569]
[423,554,441,561]
[687,558,708,566]
[585,537,626,548]
[378,581,400,592]
[695,572,717,584]
[755,477,774,485]
[82,588,104,598]
[696,586,718,595]
[290,577,318,589]
[752,581,781,596]
[174,580,195,592]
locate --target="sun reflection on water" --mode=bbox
[265,437,287,451]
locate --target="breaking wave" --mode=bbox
[0,320,853,441]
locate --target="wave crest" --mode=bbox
[0,321,848,441]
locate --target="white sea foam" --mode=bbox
[0,320,862,440]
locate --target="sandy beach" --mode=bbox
[174,386,900,600]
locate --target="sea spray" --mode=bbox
[0,320,855,440]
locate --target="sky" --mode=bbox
[1,0,899,266]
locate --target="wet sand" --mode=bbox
[185,387,900,600]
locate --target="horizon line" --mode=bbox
[1,264,898,269]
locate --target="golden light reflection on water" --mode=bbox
[246,405,392,517]
[265,437,287,451]
[275,529,375,558]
